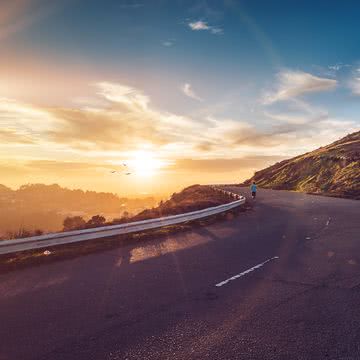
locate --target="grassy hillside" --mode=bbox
[128,184,234,222]
[244,131,360,199]
[73,185,234,229]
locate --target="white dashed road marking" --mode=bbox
[326,217,331,226]
[215,256,279,287]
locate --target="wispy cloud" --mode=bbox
[349,76,360,95]
[1,81,358,167]
[328,63,351,71]
[262,70,337,105]
[181,83,203,101]
[261,96,359,154]
[162,40,174,47]
[188,20,223,35]
[96,82,150,110]
[264,98,328,125]
[0,83,201,155]
[328,64,342,71]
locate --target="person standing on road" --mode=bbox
[250,181,257,199]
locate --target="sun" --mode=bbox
[128,150,165,177]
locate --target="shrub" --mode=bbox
[63,216,86,231]
[86,215,106,227]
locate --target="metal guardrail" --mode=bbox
[0,187,245,255]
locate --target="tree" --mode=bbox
[63,216,86,231]
[87,215,106,227]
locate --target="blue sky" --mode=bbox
[7,0,360,115]
[1,0,359,194]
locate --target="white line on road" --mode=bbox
[215,256,279,287]
[326,217,331,226]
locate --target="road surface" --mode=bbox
[0,187,359,360]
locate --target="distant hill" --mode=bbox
[0,183,158,236]
[0,184,12,193]
[243,131,360,199]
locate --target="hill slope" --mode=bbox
[244,131,360,199]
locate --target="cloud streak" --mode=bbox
[188,20,223,35]
[162,40,174,47]
[349,76,360,95]
[263,70,337,104]
[1,81,358,167]
[181,83,203,101]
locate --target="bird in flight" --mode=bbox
[110,163,131,175]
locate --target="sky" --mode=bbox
[1,0,360,196]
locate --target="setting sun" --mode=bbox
[127,151,167,177]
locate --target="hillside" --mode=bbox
[130,184,234,222]
[244,131,360,199]
[0,184,157,236]
[61,185,235,232]
[2,185,236,238]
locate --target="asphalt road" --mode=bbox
[1,187,360,360]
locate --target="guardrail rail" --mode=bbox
[0,186,245,255]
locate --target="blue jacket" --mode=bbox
[250,184,257,192]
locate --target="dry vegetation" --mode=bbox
[127,184,235,221]
[244,131,360,199]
